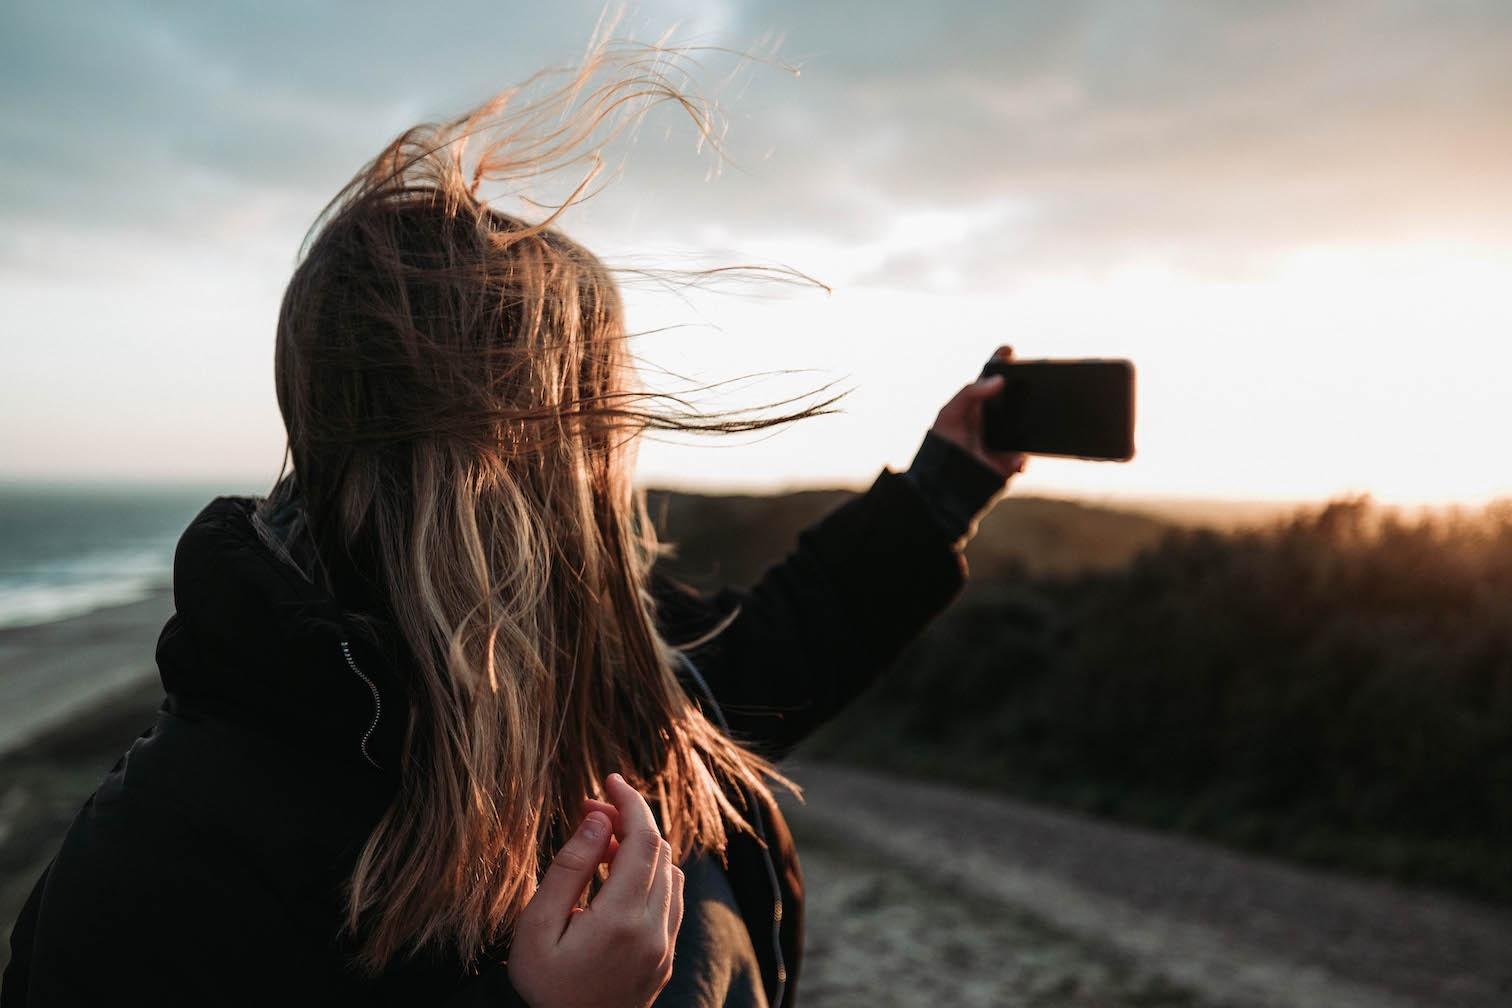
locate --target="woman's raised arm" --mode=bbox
[656,348,1025,759]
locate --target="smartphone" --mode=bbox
[981,358,1136,461]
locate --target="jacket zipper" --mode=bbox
[677,652,787,1008]
[339,640,384,769]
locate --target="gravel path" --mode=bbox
[781,763,1512,1008]
[793,816,1222,1007]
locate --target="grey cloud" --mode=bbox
[562,0,1512,277]
[0,0,719,244]
[2,0,1510,280]
[714,1,1512,271]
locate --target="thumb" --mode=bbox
[939,374,1005,426]
[966,373,1005,401]
[527,811,612,935]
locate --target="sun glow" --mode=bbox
[630,240,1512,505]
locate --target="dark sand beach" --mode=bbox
[0,593,172,963]
[0,589,172,753]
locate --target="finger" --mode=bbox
[601,773,663,903]
[647,834,674,917]
[579,798,623,865]
[581,797,620,829]
[978,344,1015,376]
[664,863,685,951]
[525,811,612,939]
[580,798,622,842]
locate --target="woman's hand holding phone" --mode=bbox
[931,344,1029,481]
[507,773,685,1008]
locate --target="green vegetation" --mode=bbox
[655,490,1512,903]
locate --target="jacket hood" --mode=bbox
[155,496,409,772]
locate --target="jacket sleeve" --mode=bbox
[655,468,969,759]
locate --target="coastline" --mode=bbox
[0,598,172,973]
[0,589,173,756]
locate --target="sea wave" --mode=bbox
[0,545,175,630]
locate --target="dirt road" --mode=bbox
[781,763,1512,1008]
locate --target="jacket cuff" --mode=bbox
[904,430,1008,543]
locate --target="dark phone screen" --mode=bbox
[981,359,1136,461]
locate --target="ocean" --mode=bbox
[0,486,235,630]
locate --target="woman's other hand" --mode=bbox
[930,344,1028,480]
[507,774,685,1008]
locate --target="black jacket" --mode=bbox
[3,467,971,1007]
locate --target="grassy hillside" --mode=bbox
[647,487,1172,586]
[652,487,1512,904]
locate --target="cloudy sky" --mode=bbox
[4,1,1511,501]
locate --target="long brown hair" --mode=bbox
[263,43,833,972]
